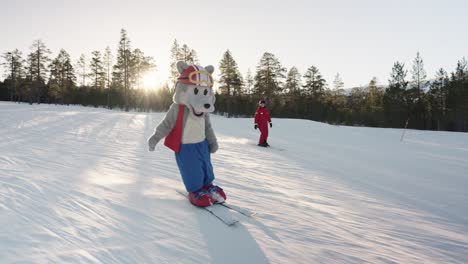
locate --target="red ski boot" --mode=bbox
[189,189,215,207]
[203,184,227,203]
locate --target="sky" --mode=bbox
[1,0,467,89]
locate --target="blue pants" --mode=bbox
[175,140,215,192]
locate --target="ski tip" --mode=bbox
[227,220,240,226]
[247,211,257,217]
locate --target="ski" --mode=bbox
[202,203,240,226]
[218,202,256,217]
[175,189,240,226]
[269,145,285,151]
[253,143,285,151]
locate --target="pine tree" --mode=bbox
[303,65,326,98]
[26,39,51,104]
[103,47,113,89]
[448,58,468,131]
[348,86,367,123]
[76,54,87,87]
[49,51,63,102]
[169,39,181,87]
[168,40,198,87]
[453,57,467,81]
[89,50,106,90]
[218,50,243,96]
[408,52,428,128]
[113,28,132,111]
[1,49,25,101]
[367,77,383,109]
[411,51,427,100]
[48,49,75,104]
[180,44,198,64]
[384,61,409,127]
[253,52,286,99]
[285,66,301,94]
[131,48,155,90]
[190,48,199,64]
[244,68,254,95]
[364,77,385,126]
[329,73,346,111]
[332,73,344,90]
[389,62,408,89]
[103,46,113,108]
[62,53,75,104]
[430,68,449,130]
[27,40,51,82]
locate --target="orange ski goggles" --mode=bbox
[178,65,213,87]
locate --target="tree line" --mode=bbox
[0,29,173,112]
[1,30,467,132]
[215,50,468,132]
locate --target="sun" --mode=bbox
[142,71,158,90]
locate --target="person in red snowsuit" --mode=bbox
[254,100,272,147]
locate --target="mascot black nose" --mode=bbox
[204,104,211,109]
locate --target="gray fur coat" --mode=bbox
[148,103,218,153]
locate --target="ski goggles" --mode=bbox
[178,70,214,87]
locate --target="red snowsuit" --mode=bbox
[254,106,271,144]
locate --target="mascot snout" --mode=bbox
[173,61,216,118]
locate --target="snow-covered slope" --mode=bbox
[1,102,467,263]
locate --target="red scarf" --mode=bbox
[164,105,185,152]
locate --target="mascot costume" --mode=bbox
[148,61,226,207]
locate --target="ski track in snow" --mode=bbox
[1,102,467,264]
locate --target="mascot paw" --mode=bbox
[209,142,218,153]
[148,135,159,151]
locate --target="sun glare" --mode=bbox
[143,71,158,90]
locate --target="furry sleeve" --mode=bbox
[205,114,218,153]
[151,103,180,143]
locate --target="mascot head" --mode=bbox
[173,61,216,118]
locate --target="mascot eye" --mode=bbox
[204,89,208,96]
[194,88,199,95]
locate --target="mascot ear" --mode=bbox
[177,61,190,73]
[205,65,214,74]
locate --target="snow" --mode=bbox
[1,101,467,263]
